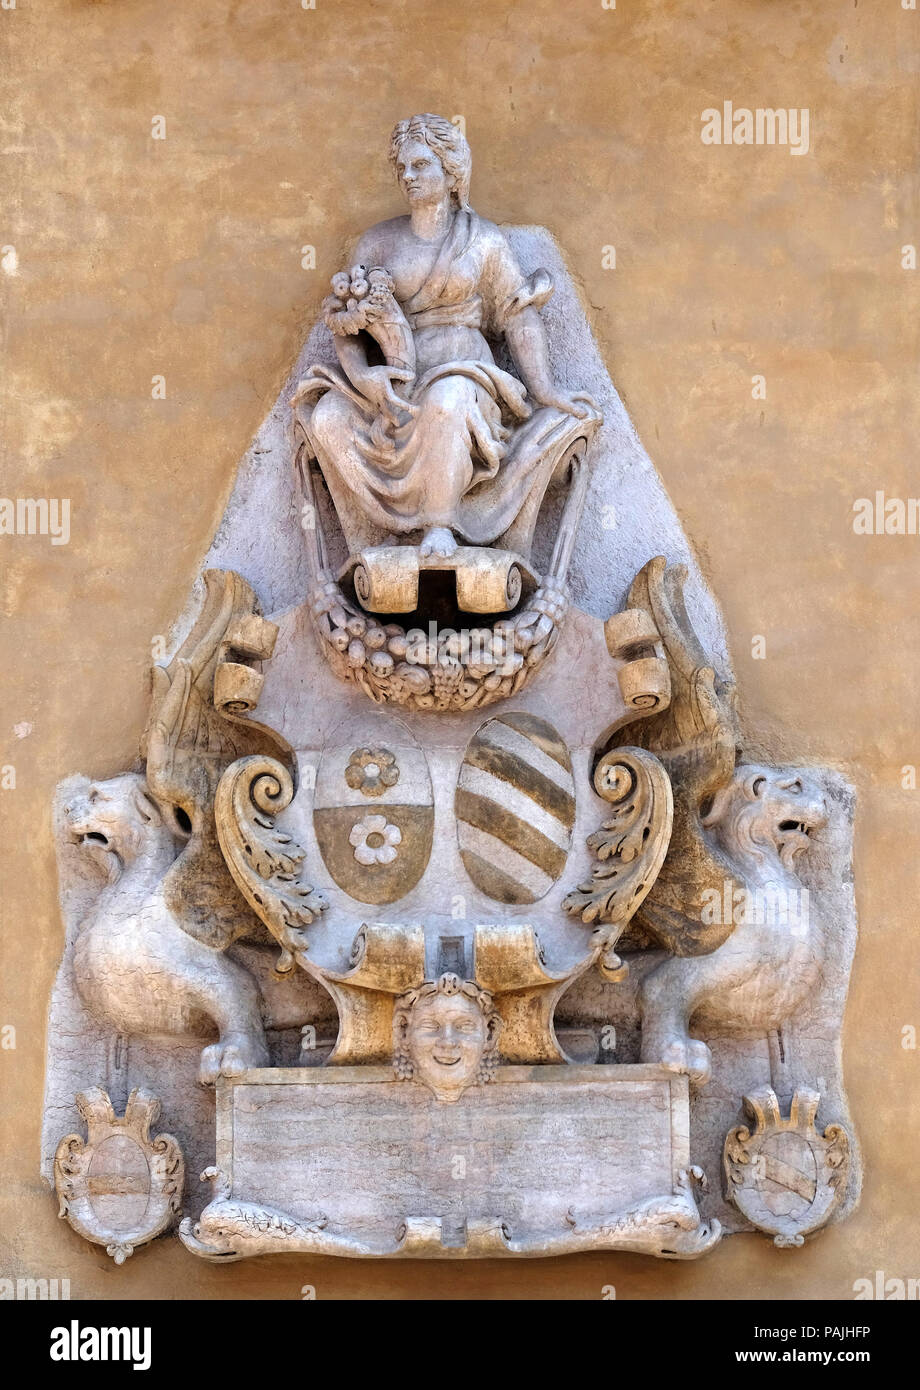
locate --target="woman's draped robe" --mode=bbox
[293,211,588,559]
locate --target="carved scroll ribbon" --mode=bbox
[213,612,279,714]
[473,924,590,1064]
[604,606,671,714]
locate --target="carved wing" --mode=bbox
[615,557,741,956]
[142,569,294,949]
[619,557,738,788]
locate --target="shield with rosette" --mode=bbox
[313,713,434,905]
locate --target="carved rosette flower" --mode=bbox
[349,814,402,866]
[344,747,400,798]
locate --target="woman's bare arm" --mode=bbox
[505,307,592,418]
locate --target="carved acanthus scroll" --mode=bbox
[563,746,673,977]
[215,755,328,975]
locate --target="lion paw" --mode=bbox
[199,1034,269,1086]
[658,1038,712,1088]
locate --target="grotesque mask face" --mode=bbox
[393,973,501,1103]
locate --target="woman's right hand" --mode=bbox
[359,365,418,423]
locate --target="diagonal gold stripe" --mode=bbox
[87,1177,149,1195]
[463,741,575,824]
[455,788,568,876]
[459,848,540,904]
[496,712,572,772]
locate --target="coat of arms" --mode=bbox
[53,1089,184,1264]
[723,1088,850,1248]
[44,115,858,1264]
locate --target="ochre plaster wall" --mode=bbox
[1,0,917,1299]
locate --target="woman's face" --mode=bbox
[394,137,450,206]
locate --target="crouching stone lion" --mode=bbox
[65,772,269,1085]
[638,765,828,1086]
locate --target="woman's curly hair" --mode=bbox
[388,114,472,211]
[392,972,502,1084]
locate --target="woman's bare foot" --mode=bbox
[420,526,458,559]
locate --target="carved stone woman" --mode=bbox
[293,114,598,563]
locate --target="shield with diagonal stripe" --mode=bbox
[455,712,575,904]
[723,1086,850,1246]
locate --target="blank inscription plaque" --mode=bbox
[217,1064,690,1239]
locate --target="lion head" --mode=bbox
[701,765,827,871]
[64,773,178,882]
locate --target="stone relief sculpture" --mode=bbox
[562,743,674,976]
[63,570,325,1083]
[723,1088,849,1247]
[294,113,597,562]
[605,558,832,1086]
[638,763,828,1086]
[293,114,600,710]
[43,116,859,1264]
[66,769,269,1085]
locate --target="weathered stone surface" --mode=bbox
[2,2,910,1304]
[723,1087,850,1248]
[54,1089,184,1264]
[222,1066,684,1230]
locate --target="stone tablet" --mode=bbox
[224,1063,685,1229]
[175,1064,720,1259]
